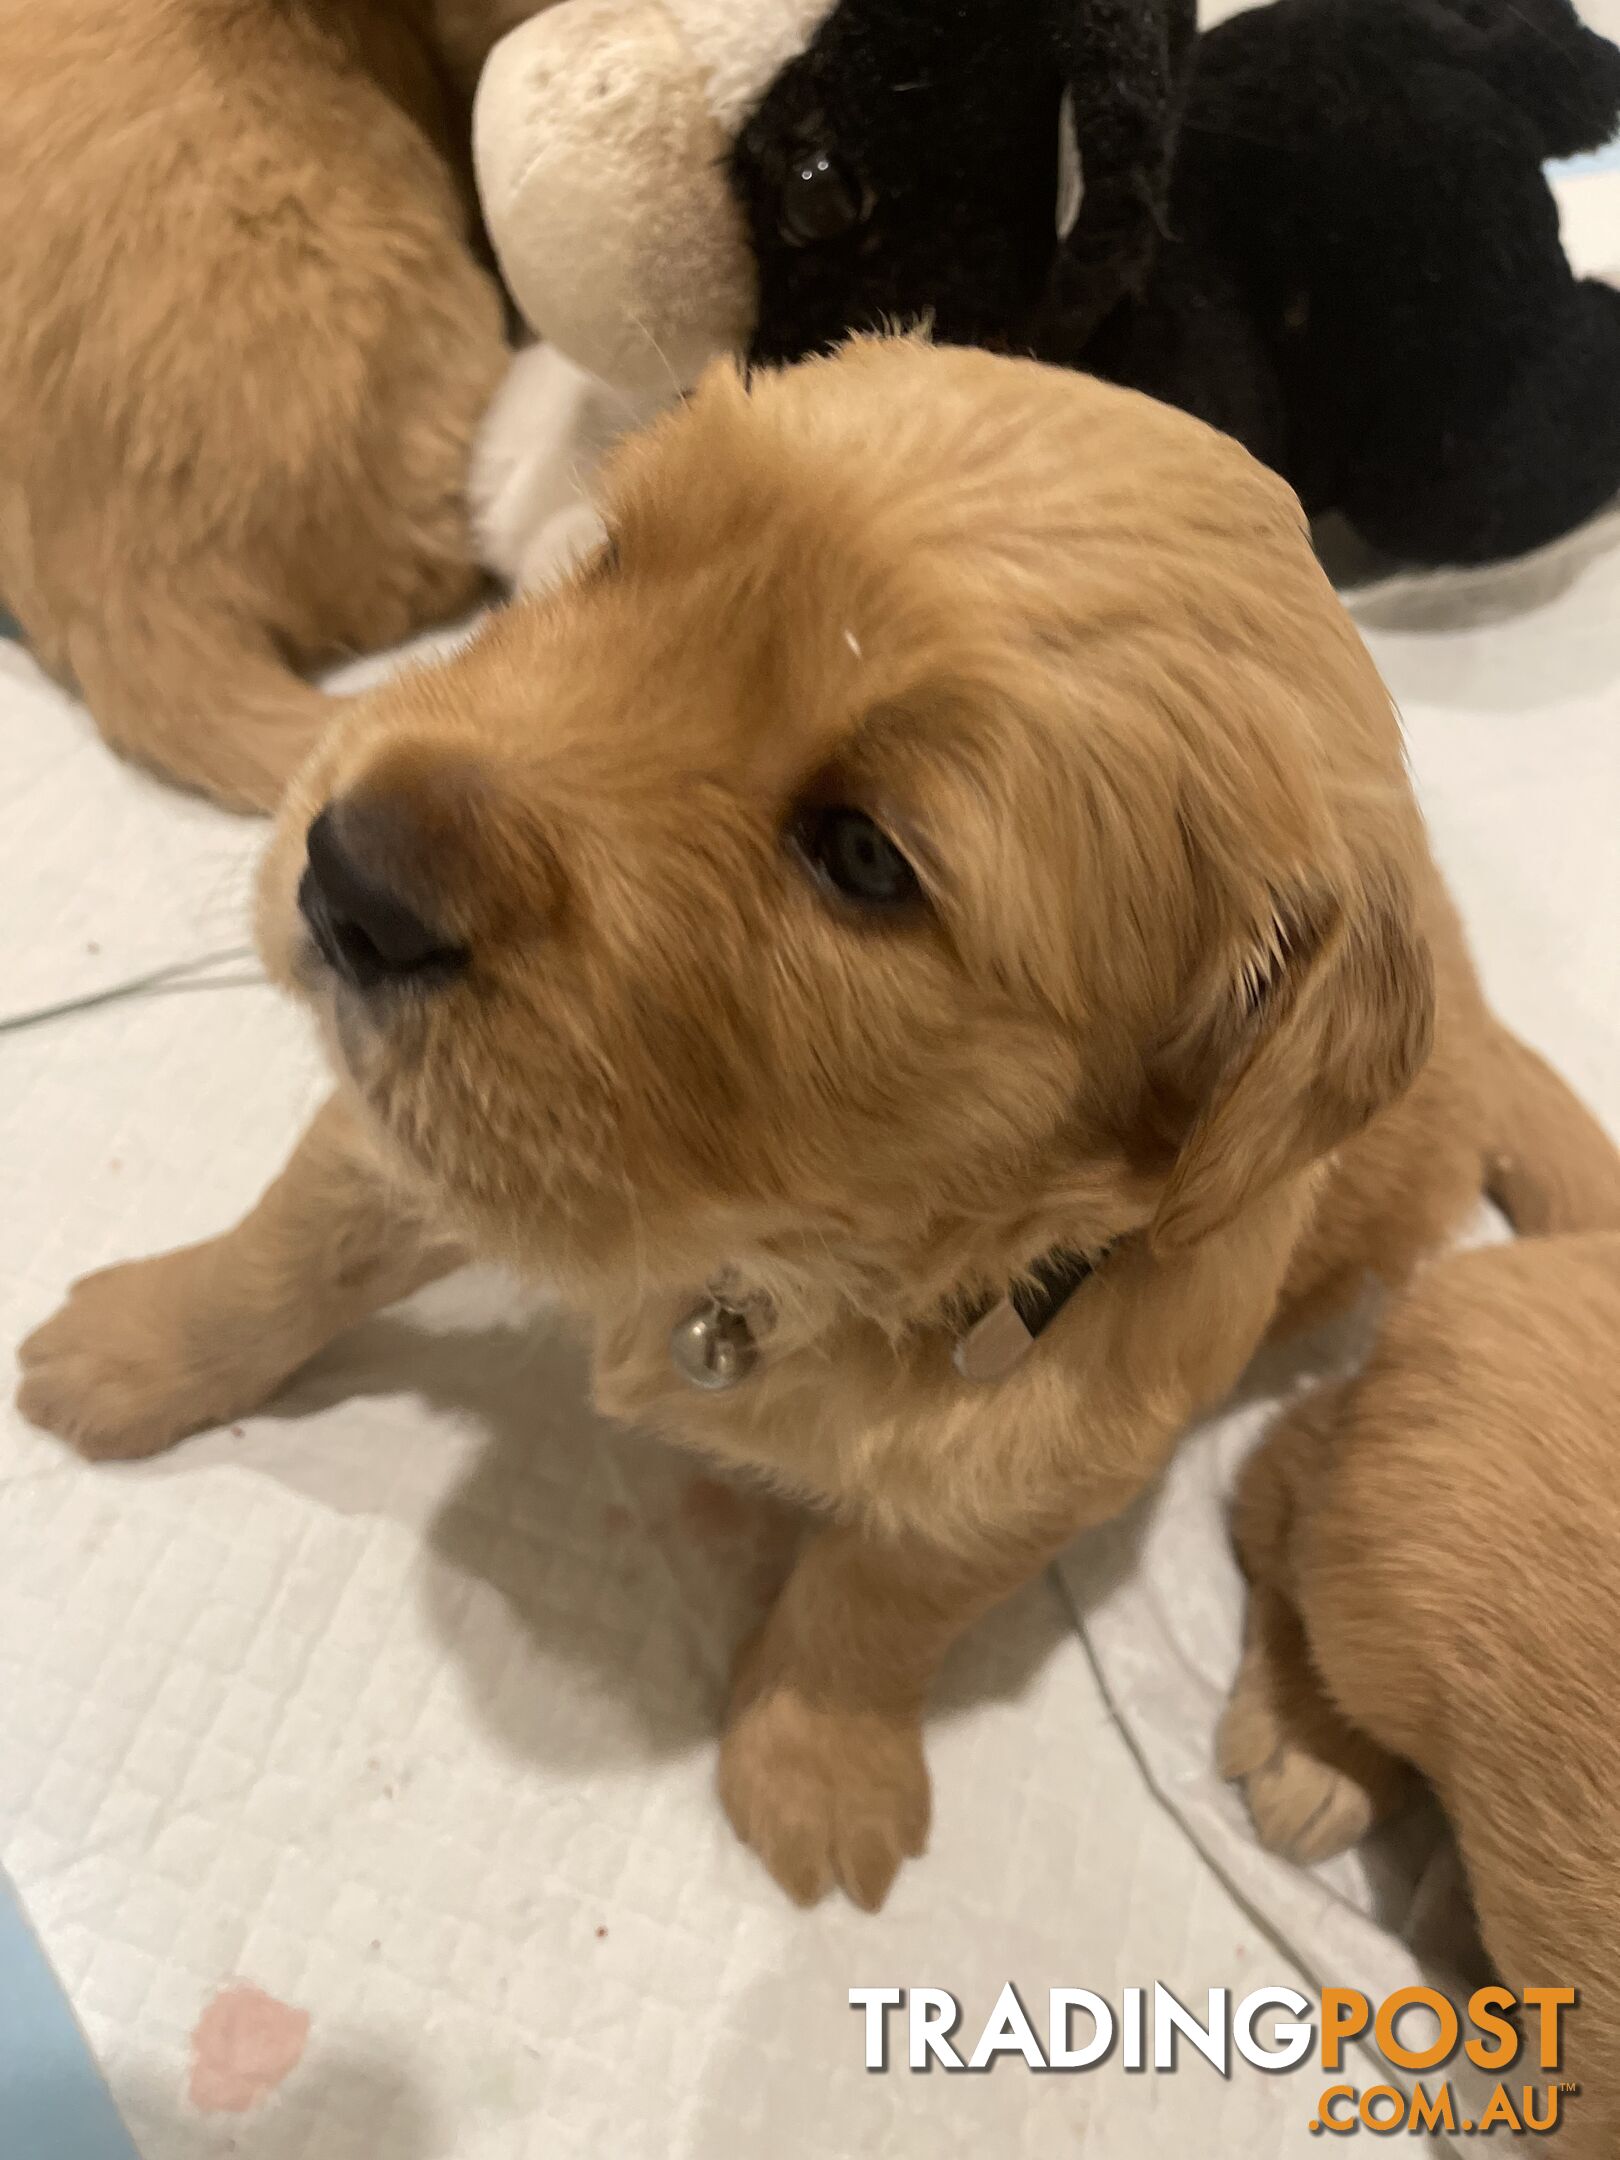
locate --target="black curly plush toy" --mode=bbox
[476,0,1620,567]
[1089,0,1620,563]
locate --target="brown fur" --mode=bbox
[1222,1235,1620,2156]
[0,0,550,810]
[18,340,1620,1909]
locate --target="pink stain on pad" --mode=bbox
[188,1983,310,2114]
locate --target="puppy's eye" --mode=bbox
[779,148,869,246]
[791,805,920,909]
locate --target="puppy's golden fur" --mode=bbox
[1222,1234,1620,2157]
[0,0,547,810]
[19,340,1620,1908]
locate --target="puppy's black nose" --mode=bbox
[297,806,466,991]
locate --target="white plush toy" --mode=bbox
[469,341,663,594]
[474,0,838,392]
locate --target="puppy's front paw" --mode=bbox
[719,1659,930,1911]
[1218,1677,1399,1866]
[16,1252,272,1461]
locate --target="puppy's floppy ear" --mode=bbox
[1041,0,1198,342]
[1148,868,1435,1256]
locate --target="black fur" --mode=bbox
[730,0,1195,364]
[732,0,1620,566]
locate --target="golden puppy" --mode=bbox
[0,0,548,811]
[1221,1234,1620,2157]
[18,339,1620,1909]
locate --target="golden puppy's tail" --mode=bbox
[66,600,333,814]
[1483,1022,1620,1235]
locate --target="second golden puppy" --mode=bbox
[0,0,545,810]
[1222,1234,1620,2158]
[18,340,1620,1908]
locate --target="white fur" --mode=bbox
[663,0,838,130]
[475,0,840,392]
[475,3,745,390]
[1056,89,1086,240]
[469,343,674,593]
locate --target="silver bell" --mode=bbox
[669,1298,759,1392]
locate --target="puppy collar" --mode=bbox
[668,1244,1108,1393]
[951,1246,1107,1384]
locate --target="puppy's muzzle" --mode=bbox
[297,804,467,994]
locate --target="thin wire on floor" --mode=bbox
[0,947,265,1036]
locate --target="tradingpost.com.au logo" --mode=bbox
[849,1982,1578,2136]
